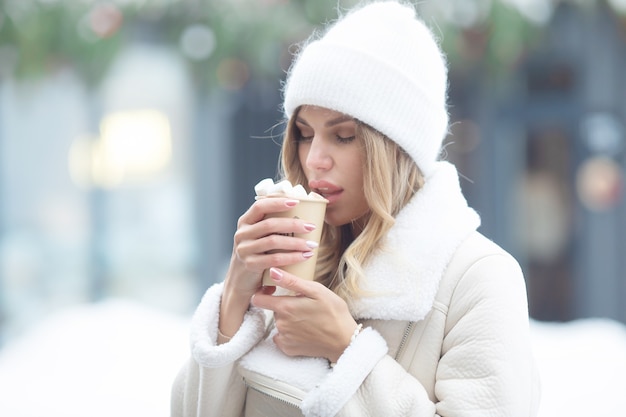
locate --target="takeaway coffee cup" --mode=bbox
[254,179,328,286]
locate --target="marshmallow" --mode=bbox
[291,184,308,198]
[254,178,327,201]
[307,191,326,200]
[269,180,293,195]
[254,178,275,196]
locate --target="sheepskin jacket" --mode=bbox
[170,162,541,417]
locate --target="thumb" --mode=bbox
[269,267,318,298]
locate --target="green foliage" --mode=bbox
[0,0,552,89]
[0,1,124,86]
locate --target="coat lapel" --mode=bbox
[349,161,480,321]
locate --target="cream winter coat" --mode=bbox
[171,162,541,417]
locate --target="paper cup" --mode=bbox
[258,195,328,285]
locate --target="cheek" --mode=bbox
[297,147,306,165]
[344,167,369,216]
[351,157,365,192]
[353,161,368,210]
[297,145,309,169]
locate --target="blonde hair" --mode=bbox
[279,108,424,303]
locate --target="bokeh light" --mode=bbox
[216,58,250,90]
[576,156,624,212]
[68,109,173,188]
[179,24,216,62]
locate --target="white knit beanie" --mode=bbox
[283,0,449,177]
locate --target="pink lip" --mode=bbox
[309,180,343,204]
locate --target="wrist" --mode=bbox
[217,327,233,344]
[218,283,253,344]
[329,323,363,367]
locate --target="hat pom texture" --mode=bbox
[283,1,449,176]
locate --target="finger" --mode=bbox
[235,215,317,249]
[250,268,322,311]
[250,268,311,311]
[272,332,296,357]
[236,233,312,259]
[256,216,317,239]
[268,267,321,299]
[250,289,279,311]
[261,285,276,295]
[239,198,300,227]
[236,248,314,274]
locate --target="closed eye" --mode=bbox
[336,135,356,144]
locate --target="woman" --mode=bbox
[171,1,541,416]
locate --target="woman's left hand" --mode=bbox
[251,267,358,363]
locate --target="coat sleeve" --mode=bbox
[302,253,540,417]
[302,327,438,417]
[435,253,540,416]
[170,282,268,417]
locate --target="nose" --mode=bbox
[304,137,332,171]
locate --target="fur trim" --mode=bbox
[349,161,480,321]
[239,328,330,392]
[302,327,388,417]
[190,282,267,368]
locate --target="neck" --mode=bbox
[349,213,369,238]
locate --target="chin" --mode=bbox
[324,213,364,229]
[323,213,348,228]
[323,218,343,228]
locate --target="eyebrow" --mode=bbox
[296,115,355,128]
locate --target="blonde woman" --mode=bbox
[171,2,541,416]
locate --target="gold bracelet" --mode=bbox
[218,328,233,341]
[330,323,363,368]
[351,323,363,343]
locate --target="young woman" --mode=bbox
[171,2,541,416]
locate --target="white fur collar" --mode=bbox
[348,161,480,321]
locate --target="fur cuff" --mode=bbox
[190,282,266,368]
[301,327,388,417]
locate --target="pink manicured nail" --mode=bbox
[285,199,299,207]
[306,240,319,249]
[303,251,314,259]
[304,223,316,231]
[270,267,283,281]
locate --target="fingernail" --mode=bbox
[270,267,283,281]
[304,223,316,231]
[285,199,299,207]
[303,251,314,259]
[306,240,319,249]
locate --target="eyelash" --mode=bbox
[336,135,356,144]
[296,133,356,144]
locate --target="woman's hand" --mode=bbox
[251,267,358,363]
[219,198,319,343]
[227,197,318,295]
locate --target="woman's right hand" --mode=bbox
[218,197,318,342]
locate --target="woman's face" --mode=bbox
[295,106,369,228]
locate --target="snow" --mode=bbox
[0,300,189,417]
[1,299,625,416]
[530,318,626,416]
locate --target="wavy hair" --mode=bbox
[279,107,424,303]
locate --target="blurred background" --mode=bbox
[0,0,625,416]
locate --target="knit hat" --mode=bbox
[283,1,449,177]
